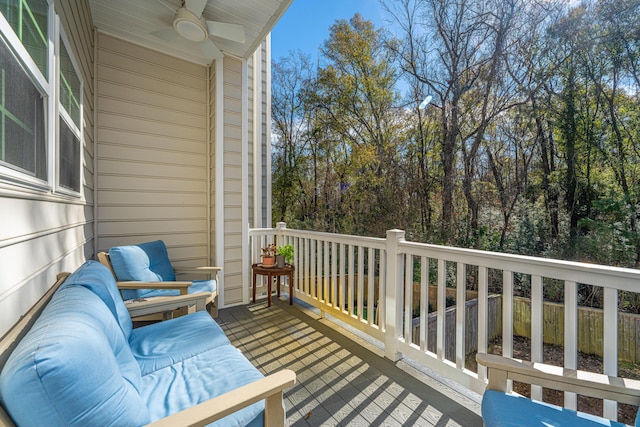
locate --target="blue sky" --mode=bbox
[271,0,388,62]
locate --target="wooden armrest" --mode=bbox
[117,281,192,290]
[145,369,296,427]
[477,353,640,406]
[125,293,209,318]
[173,266,222,272]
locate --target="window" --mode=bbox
[0,0,84,196]
[58,32,81,193]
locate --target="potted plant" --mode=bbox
[261,243,277,267]
[276,244,294,268]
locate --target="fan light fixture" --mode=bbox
[173,8,208,42]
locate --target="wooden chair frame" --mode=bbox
[477,353,640,424]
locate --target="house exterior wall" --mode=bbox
[95,33,210,267]
[1,17,273,327]
[0,1,94,337]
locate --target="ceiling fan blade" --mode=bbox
[185,0,207,17]
[151,27,182,42]
[206,21,245,43]
[199,38,223,61]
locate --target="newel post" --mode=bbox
[276,222,287,242]
[384,229,405,361]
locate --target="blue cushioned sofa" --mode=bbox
[0,261,295,427]
[477,353,640,427]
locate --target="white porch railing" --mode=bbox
[248,222,640,422]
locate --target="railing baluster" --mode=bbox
[348,244,354,317]
[404,254,413,344]
[339,243,345,313]
[368,247,375,326]
[311,239,317,300]
[332,242,338,309]
[603,287,618,420]
[531,274,543,401]
[564,280,577,410]
[502,270,513,359]
[378,250,386,330]
[323,240,329,304]
[419,257,428,352]
[503,270,513,392]
[436,259,446,361]
[357,246,365,322]
[478,266,488,382]
[455,262,466,369]
[304,238,309,296]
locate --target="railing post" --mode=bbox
[384,229,405,361]
[276,222,287,244]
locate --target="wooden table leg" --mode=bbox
[277,275,281,298]
[253,271,257,303]
[267,273,273,307]
[289,272,294,305]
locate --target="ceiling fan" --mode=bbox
[153,0,245,61]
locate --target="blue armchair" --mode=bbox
[98,240,220,318]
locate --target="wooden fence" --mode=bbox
[511,297,640,364]
[411,295,640,364]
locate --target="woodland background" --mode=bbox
[270,0,640,310]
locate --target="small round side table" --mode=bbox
[251,263,295,307]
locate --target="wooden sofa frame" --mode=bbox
[477,353,640,424]
[0,273,296,427]
[97,251,221,319]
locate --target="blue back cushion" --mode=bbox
[109,241,176,298]
[0,285,149,427]
[60,260,133,339]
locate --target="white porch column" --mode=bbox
[384,229,405,361]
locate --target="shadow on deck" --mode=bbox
[218,296,483,426]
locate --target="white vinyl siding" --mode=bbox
[95,33,209,266]
[0,0,94,337]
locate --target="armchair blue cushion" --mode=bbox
[482,390,638,427]
[108,240,216,300]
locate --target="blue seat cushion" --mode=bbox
[482,390,637,427]
[120,278,216,300]
[130,311,230,375]
[141,344,265,426]
[0,285,149,427]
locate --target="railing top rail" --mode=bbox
[250,227,387,250]
[401,240,640,292]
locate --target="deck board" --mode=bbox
[218,297,483,426]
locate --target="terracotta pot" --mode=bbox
[262,256,275,267]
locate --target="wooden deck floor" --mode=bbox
[217,297,483,427]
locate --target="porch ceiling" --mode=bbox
[88,0,293,65]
